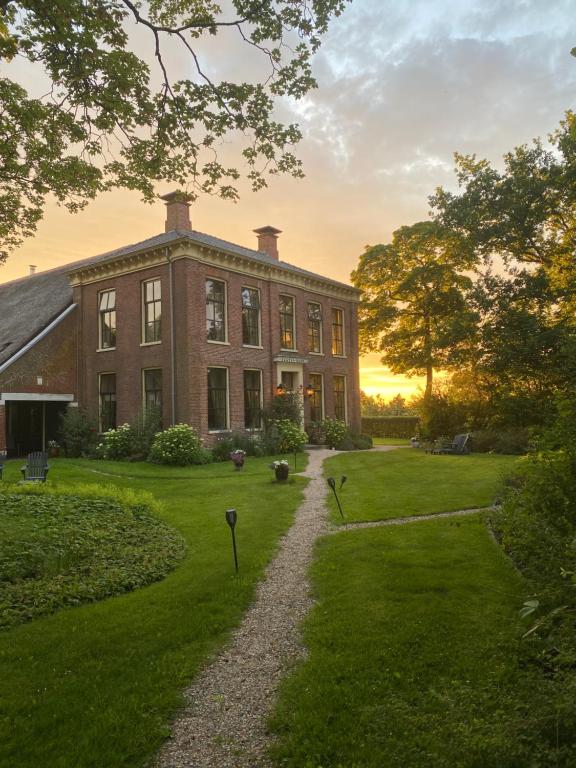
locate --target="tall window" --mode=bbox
[244,369,262,429]
[143,368,163,420]
[333,376,346,422]
[142,279,161,343]
[99,289,116,349]
[308,302,323,353]
[280,295,295,349]
[242,287,261,346]
[208,367,228,430]
[331,308,344,356]
[99,373,116,432]
[309,373,323,423]
[206,279,227,342]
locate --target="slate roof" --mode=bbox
[0,226,358,370]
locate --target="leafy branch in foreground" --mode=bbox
[0,0,349,262]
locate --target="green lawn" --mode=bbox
[325,449,517,522]
[269,516,544,768]
[0,456,307,768]
[372,436,410,446]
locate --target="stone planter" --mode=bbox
[274,464,289,482]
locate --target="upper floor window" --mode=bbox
[99,372,116,432]
[208,367,229,430]
[333,375,346,422]
[331,308,344,356]
[142,279,161,343]
[279,295,295,349]
[143,368,163,422]
[98,289,116,349]
[206,279,227,342]
[242,287,261,347]
[309,373,324,423]
[244,369,262,429]
[308,302,323,354]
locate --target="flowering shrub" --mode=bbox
[149,424,211,466]
[98,424,134,460]
[321,418,348,449]
[270,459,289,469]
[275,419,307,453]
[230,449,246,468]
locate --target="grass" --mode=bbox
[0,455,307,768]
[372,436,410,445]
[269,516,541,768]
[325,449,517,523]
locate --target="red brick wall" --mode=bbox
[77,256,361,438]
[0,405,5,452]
[0,310,77,397]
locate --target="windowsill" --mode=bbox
[208,428,231,434]
[309,351,324,356]
[140,340,162,347]
[207,340,230,346]
[242,344,264,350]
[280,347,298,353]
[96,347,116,353]
[332,354,347,359]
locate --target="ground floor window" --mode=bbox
[143,368,163,422]
[208,367,228,430]
[99,373,116,432]
[309,373,323,423]
[244,369,262,429]
[333,375,346,422]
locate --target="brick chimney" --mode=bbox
[254,226,281,260]
[161,191,193,232]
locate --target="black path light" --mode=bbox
[339,475,347,490]
[327,476,345,519]
[225,508,239,574]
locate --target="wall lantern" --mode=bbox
[275,383,286,396]
[304,383,315,398]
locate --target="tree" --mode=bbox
[351,221,477,416]
[0,0,348,263]
[430,113,576,317]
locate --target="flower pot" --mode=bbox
[233,460,244,470]
[275,465,289,481]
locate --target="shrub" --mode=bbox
[211,431,263,461]
[262,392,303,426]
[0,483,186,629]
[149,424,211,466]
[337,432,373,450]
[276,419,307,454]
[471,428,530,455]
[321,418,348,449]
[58,407,99,457]
[98,423,135,460]
[130,406,162,459]
[306,421,325,445]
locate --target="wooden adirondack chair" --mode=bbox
[434,433,471,455]
[20,452,50,482]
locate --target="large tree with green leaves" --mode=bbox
[0,0,348,263]
[431,112,576,318]
[351,221,477,413]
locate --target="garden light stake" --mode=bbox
[327,477,345,519]
[225,508,239,574]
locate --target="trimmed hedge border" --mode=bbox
[361,416,420,438]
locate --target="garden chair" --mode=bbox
[433,433,471,455]
[20,451,50,482]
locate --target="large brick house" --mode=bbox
[0,193,361,456]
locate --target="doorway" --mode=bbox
[5,401,68,457]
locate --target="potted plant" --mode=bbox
[229,448,246,470]
[270,459,289,481]
[47,440,60,458]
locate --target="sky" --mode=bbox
[2,0,576,399]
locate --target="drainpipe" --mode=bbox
[168,249,176,425]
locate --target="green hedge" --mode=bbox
[361,416,420,438]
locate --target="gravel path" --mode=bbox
[155,447,355,768]
[154,446,481,767]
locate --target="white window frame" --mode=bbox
[307,301,323,355]
[206,278,229,345]
[142,367,163,414]
[207,366,230,432]
[333,374,347,424]
[98,371,117,433]
[141,278,162,346]
[279,293,297,351]
[308,372,325,422]
[241,286,263,348]
[97,289,117,351]
[331,306,346,357]
[243,368,263,430]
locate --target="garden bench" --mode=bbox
[432,433,471,455]
[20,452,50,482]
